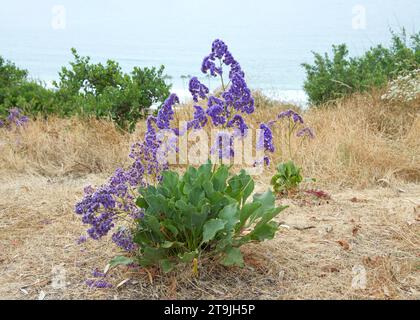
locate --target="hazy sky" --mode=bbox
[1,0,419,93]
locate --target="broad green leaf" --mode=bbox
[227,170,254,204]
[133,229,151,245]
[160,259,174,273]
[270,174,280,186]
[161,170,179,193]
[189,210,210,229]
[202,180,215,197]
[157,186,171,198]
[161,241,184,249]
[250,190,277,224]
[212,165,229,192]
[139,247,166,266]
[178,250,198,263]
[215,234,234,252]
[237,202,262,231]
[219,203,239,230]
[160,220,179,236]
[249,221,279,241]
[175,199,195,213]
[221,247,244,267]
[147,194,171,215]
[197,162,212,178]
[202,218,226,243]
[136,197,148,209]
[109,256,134,268]
[176,200,209,230]
[256,205,288,227]
[241,177,254,204]
[253,190,276,209]
[142,215,162,239]
[188,186,204,207]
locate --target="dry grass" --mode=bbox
[1,90,419,187]
[0,90,419,300]
[0,175,418,300]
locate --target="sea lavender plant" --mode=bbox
[0,108,29,129]
[189,77,209,102]
[296,127,315,139]
[86,279,112,289]
[275,109,314,158]
[77,235,88,244]
[227,114,248,137]
[75,39,285,253]
[112,228,137,252]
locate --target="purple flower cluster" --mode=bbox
[296,127,315,139]
[189,77,209,102]
[278,109,304,124]
[0,108,29,129]
[92,269,106,278]
[112,228,137,252]
[75,93,181,241]
[201,40,225,77]
[227,114,248,137]
[202,39,245,79]
[188,105,208,130]
[188,39,255,159]
[77,235,88,244]
[86,279,112,289]
[75,167,142,240]
[75,185,116,239]
[277,109,315,139]
[86,267,112,288]
[141,116,163,175]
[156,93,178,130]
[222,74,254,114]
[258,123,275,153]
[200,39,254,116]
[207,97,226,126]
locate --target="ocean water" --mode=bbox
[1,0,419,105]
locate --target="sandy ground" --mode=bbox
[0,174,419,300]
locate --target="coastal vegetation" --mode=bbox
[0,49,170,131]
[0,32,419,300]
[303,30,420,105]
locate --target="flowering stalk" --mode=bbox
[276,109,314,159]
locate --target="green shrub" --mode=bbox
[53,48,171,130]
[1,81,57,117]
[270,161,303,194]
[132,163,287,272]
[0,56,27,89]
[0,56,28,116]
[1,49,171,130]
[302,30,420,105]
[0,56,55,118]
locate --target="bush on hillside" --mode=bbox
[53,49,171,130]
[0,49,171,131]
[302,30,420,105]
